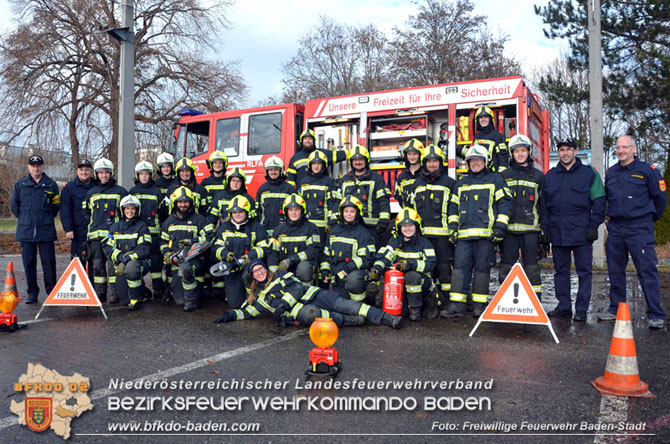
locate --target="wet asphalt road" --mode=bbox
[1,254,669,444]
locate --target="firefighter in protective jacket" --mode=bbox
[83,158,128,303]
[413,144,456,310]
[201,150,228,207]
[446,145,513,317]
[103,195,151,310]
[459,106,509,174]
[369,208,437,321]
[297,150,341,241]
[129,160,165,298]
[394,138,424,208]
[286,129,346,187]
[160,186,213,312]
[256,156,294,236]
[499,134,544,299]
[208,167,256,225]
[267,194,320,283]
[320,196,376,302]
[166,158,208,215]
[154,153,176,200]
[339,145,391,248]
[211,195,269,308]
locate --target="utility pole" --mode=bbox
[106,0,135,188]
[588,0,605,268]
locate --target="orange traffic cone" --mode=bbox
[591,302,654,397]
[3,262,19,299]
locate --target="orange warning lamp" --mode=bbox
[0,290,23,332]
[306,318,342,377]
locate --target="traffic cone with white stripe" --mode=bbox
[591,302,654,398]
[3,262,19,299]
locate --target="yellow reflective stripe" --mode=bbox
[440,283,451,291]
[458,228,491,238]
[113,233,140,240]
[247,305,261,317]
[289,302,304,318]
[422,227,449,236]
[277,235,311,242]
[496,214,510,225]
[282,292,298,306]
[472,293,488,303]
[450,292,467,302]
[300,286,319,302]
[128,279,142,288]
[232,309,244,320]
[358,304,370,317]
[134,194,158,201]
[350,291,366,302]
[405,284,422,292]
[297,251,307,261]
[94,276,107,284]
[494,188,507,200]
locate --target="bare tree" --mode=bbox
[0,0,246,167]
[389,0,521,86]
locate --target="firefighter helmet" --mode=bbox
[395,207,422,231]
[120,195,141,212]
[308,150,329,168]
[264,156,284,172]
[421,144,445,165]
[206,150,228,170]
[339,195,363,219]
[227,195,252,214]
[403,138,424,156]
[134,160,154,180]
[348,145,370,163]
[175,157,196,175]
[93,158,114,179]
[300,129,316,145]
[157,153,175,167]
[170,186,194,207]
[283,193,307,214]
[509,134,532,151]
[465,144,489,162]
[226,167,247,187]
[474,106,494,122]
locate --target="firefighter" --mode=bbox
[103,195,151,310]
[160,186,213,312]
[394,138,424,208]
[320,196,376,302]
[165,158,208,216]
[297,150,341,242]
[539,137,606,321]
[446,145,512,318]
[413,144,456,314]
[286,129,346,188]
[211,195,269,308]
[154,153,176,197]
[599,135,667,329]
[499,135,544,299]
[128,160,165,299]
[339,145,391,248]
[10,155,61,304]
[208,167,256,226]
[83,158,128,303]
[267,194,320,283]
[459,106,509,174]
[201,150,228,208]
[256,156,294,236]
[213,259,402,329]
[368,208,437,321]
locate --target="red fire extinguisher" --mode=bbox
[383,265,403,315]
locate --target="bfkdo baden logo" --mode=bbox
[10,363,93,439]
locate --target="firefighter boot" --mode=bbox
[128,299,141,311]
[444,268,466,318]
[181,263,199,312]
[381,312,403,329]
[405,272,423,321]
[526,264,542,301]
[472,271,490,317]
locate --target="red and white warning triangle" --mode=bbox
[469,262,558,343]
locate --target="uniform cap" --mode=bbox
[28,155,44,165]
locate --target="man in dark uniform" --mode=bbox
[10,155,61,304]
[540,137,606,321]
[598,135,667,329]
[60,159,96,285]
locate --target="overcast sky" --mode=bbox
[0,0,564,106]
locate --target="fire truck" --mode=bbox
[171,76,550,211]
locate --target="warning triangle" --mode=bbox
[481,263,548,324]
[42,258,100,306]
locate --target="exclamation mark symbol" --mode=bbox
[513,283,519,304]
[70,274,76,292]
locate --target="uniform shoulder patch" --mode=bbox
[660,180,666,192]
[650,164,657,169]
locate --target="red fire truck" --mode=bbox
[171,76,550,210]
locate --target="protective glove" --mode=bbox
[585,227,598,243]
[163,252,173,266]
[239,255,250,267]
[448,231,458,245]
[368,267,381,282]
[490,229,505,243]
[114,263,125,277]
[321,269,331,284]
[278,258,292,271]
[213,311,236,324]
[539,228,551,245]
[337,270,348,280]
[121,253,133,264]
[397,260,412,272]
[366,281,379,298]
[272,302,290,327]
[226,251,237,263]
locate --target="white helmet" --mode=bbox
[264,156,284,171]
[120,195,141,212]
[134,160,154,180]
[93,158,114,177]
[157,153,175,167]
[508,134,532,151]
[464,145,489,162]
